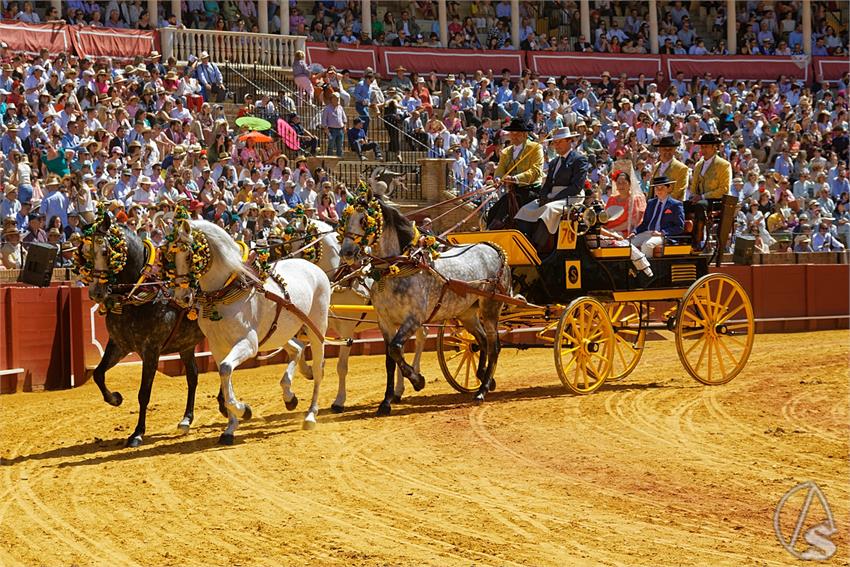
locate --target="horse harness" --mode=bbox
[368,241,515,324]
[190,241,326,347]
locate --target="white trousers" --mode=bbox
[631,231,665,257]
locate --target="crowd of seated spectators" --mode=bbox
[0,2,848,274]
[7,1,846,57]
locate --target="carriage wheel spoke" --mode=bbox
[692,337,709,373]
[717,303,746,325]
[713,339,727,378]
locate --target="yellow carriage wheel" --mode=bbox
[606,301,646,382]
[554,297,615,394]
[675,274,754,385]
[436,321,482,394]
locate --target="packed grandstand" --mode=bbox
[0,0,849,271]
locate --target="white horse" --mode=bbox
[283,217,423,412]
[168,219,330,443]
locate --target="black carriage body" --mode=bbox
[524,235,710,305]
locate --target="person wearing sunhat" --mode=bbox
[194,50,225,102]
[0,183,20,222]
[515,126,587,245]
[389,66,413,92]
[687,132,732,248]
[629,175,685,256]
[650,135,689,200]
[486,117,545,229]
[0,225,25,269]
[40,174,69,226]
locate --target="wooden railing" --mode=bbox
[160,27,305,68]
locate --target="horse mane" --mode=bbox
[378,197,415,252]
[190,219,253,282]
[115,224,145,285]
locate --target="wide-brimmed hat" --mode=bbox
[650,175,675,187]
[653,135,677,148]
[503,117,533,132]
[2,226,20,237]
[695,133,723,145]
[545,127,580,141]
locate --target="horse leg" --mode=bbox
[280,339,302,411]
[302,330,324,430]
[92,339,129,407]
[377,350,397,416]
[293,335,314,380]
[177,349,199,434]
[461,315,491,403]
[126,352,159,448]
[331,342,350,413]
[393,326,426,403]
[387,317,425,391]
[218,338,257,446]
[476,301,503,402]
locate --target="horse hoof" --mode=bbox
[218,433,234,446]
[125,434,143,448]
[285,395,299,411]
[177,420,191,434]
[302,417,317,431]
[242,404,253,421]
[473,393,486,405]
[330,404,344,414]
[489,379,496,392]
[391,394,402,403]
[411,374,426,392]
[376,403,391,417]
[108,392,123,407]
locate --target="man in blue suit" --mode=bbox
[629,175,685,256]
[515,126,588,239]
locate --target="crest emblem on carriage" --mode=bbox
[564,260,581,289]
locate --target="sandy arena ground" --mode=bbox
[1,330,847,566]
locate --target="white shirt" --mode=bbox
[657,159,671,176]
[512,142,525,161]
[700,156,715,176]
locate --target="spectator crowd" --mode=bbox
[5,1,846,57]
[0,1,849,272]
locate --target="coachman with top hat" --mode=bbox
[687,133,732,248]
[485,118,545,230]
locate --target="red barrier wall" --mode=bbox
[1,19,154,59]
[0,262,847,393]
[304,42,841,83]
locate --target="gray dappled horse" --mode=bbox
[338,190,511,415]
[282,215,424,412]
[80,214,207,447]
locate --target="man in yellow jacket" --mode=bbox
[651,135,689,200]
[687,133,732,248]
[486,117,544,229]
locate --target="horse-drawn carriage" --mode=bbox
[438,198,755,395]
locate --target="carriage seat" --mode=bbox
[447,229,541,266]
[652,220,694,257]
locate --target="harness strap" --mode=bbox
[256,272,326,348]
[159,308,186,352]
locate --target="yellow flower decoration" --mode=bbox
[389,265,400,275]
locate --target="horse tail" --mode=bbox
[481,241,512,298]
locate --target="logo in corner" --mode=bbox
[774,481,837,561]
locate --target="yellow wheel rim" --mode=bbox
[437,321,481,394]
[554,297,614,394]
[675,274,754,385]
[606,301,646,382]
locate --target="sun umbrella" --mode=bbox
[235,116,272,131]
[238,131,273,143]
